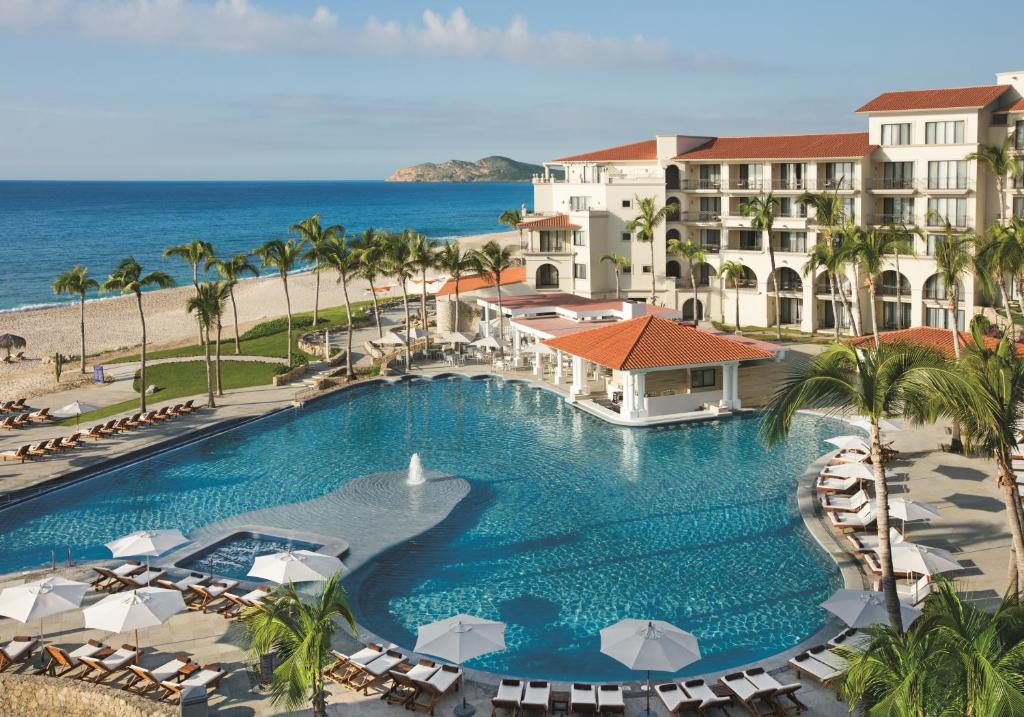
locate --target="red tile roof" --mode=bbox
[541,315,773,370]
[435,266,526,298]
[1006,98,1024,113]
[674,132,875,161]
[554,139,657,163]
[856,85,1011,113]
[516,214,580,230]
[845,326,1024,359]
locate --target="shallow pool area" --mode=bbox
[178,534,322,583]
[0,377,843,680]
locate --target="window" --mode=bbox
[1014,160,1024,189]
[698,263,714,287]
[777,163,806,189]
[927,197,967,227]
[621,199,631,208]
[572,230,586,247]
[882,197,914,223]
[699,229,721,251]
[1015,197,1024,219]
[1016,121,1024,151]
[842,198,856,222]
[926,234,945,256]
[737,163,764,189]
[573,263,587,280]
[925,120,965,145]
[622,264,632,274]
[738,230,760,250]
[539,231,564,252]
[928,160,968,189]
[698,164,721,189]
[691,368,716,389]
[824,162,855,189]
[925,306,965,330]
[778,198,806,218]
[778,232,807,253]
[882,161,914,189]
[621,232,631,242]
[641,265,652,273]
[569,196,591,211]
[699,196,721,220]
[881,123,911,145]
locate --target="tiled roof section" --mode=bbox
[517,214,580,230]
[554,139,657,163]
[846,326,1024,359]
[674,132,875,160]
[1006,98,1024,113]
[541,315,773,370]
[435,266,526,298]
[856,85,1011,113]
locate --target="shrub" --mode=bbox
[240,315,315,341]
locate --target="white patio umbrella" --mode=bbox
[52,401,99,426]
[0,577,88,644]
[471,336,502,350]
[106,529,189,571]
[822,462,879,481]
[248,550,344,584]
[888,498,941,536]
[850,416,901,433]
[377,331,408,346]
[415,614,507,717]
[408,327,429,340]
[821,589,922,628]
[825,435,870,453]
[600,619,701,717]
[443,332,476,345]
[83,587,185,657]
[890,542,961,576]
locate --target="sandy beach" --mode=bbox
[0,231,517,398]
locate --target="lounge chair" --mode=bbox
[156,572,210,603]
[408,663,463,715]
[11,398,27,410]
[111,417,131,432]
[29,407,51,422]
[178,399,196,414]
[491,678,523,717]
[0,636,39,672]
[13,412,33,427]
[719,672,779,717]
[37,640,108,677]
[347,649,407,694]
[159,664,226,703]
[152,406,173,421]
[875,575,933,606]
[84,424,105,439]
[112,567,166,591]
[0,416,16,430]
[829,629,872,653]
[125,412,144,428]
[522,680,552,717]
[77,644,139,683]
[219,585,273,617]
[829,503,876,530]
[679,679,731,714]
[0,444,31,462]
[26,440,50,457]
[98,419,120,435]
[43,437,64,453]
[169,403,186,416]
[381,659,438,706]
[325,644,385,683]
[655,683,702,717]
[61,433,83,448]
[13,351,24,361]
[820,488,869,513]
[742,667,805,714]
[596,684,625,717]
[789,649,844,685]
[570,683,598,717]
[189,579,239,612]
[90,561,144,589]
[124,655,192,694]
[815,474,859,493]
[0,400,14,412]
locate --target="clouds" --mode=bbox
[0,1,703,68]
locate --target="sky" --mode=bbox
[1,0,1022,180]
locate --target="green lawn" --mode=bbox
[58,360,279,427]
[710,322,834,344]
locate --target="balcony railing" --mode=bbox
[730,178,766,190]
[774,178,808,190]
[735,278,757,289]
[869,178,915,190]
[699,243,721,254]
[819,177,856,191]
[730,242,763,252]
[878,286,911,297]
[680,178,722,190]
[926,215,970,229]
[878,213,916,225]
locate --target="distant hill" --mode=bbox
[387,156,543,182]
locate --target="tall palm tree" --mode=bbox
[409,232,438,343]
[186,282,220,408]
[101,258,175,413]
[291,215,344,327]
[600,253,631,299]
[667,238,710,322]
[848,225,912,347]
[207,253,258,354]
[626,195,672,304]
[242,573,356,717]
[833,222,864,337]
[800,190,853,334]
[717,260,746,334]
[381,230,417,370]
[52,265,99,374]
[974,222,1024,337]
[209,280,231,396]
[967,136,1020,225]
[253,238,305,365]
[739,192,781,338]
[435,241,473,333]
[322,232,358,379]
[352,228,386,339]
[472,240,516,356]
[886,223,921,330]
[760,342,948,630]
[803,242,841,338]
[163,239,214,345]
[928,218,976,359]
[499,208,525,249]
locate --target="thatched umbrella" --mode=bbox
[0,334,25,360]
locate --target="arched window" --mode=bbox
[815,272,850,295]
[879,270,910,297]
[666,197,681,221]
[536,264,559,289]
[923,274,961,301]
[682,298,704,321]
[665,165,681,190]
[769,267,802,292]
[666,228,681,242]
[666,260,682,278]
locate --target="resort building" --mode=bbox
[520,70,1024,335]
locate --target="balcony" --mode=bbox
[818,177,856,191]
[734,278,758,289]
[730,178,766,191]
[680,178,723,191]
[925,179,973,192]
[680,210,721,222]
[773,178,808,191]
[877,213,916,225]
[878,286,911,297]
[867,178,916,191]
[699,243,721,254]
[925,215,971,230]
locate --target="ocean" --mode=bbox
[0,181,533,312]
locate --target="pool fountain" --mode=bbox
[407,452,425,485]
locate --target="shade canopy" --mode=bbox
[599,619,701,672]
[0,334,26,350]
[106,529,189,558]
[408,327,429,339]
[83,587,185,634]
[0,577,88,624]
[890,542,960,576]
[821,589,922,628]
[248,550,344,584]
[415,614,507,665]
[822,462,889,481]
[825,436,870,452]
[471,336,502,349]
[888,498,940,523]
[377,331,408,346]
[52,401,99,418]
[850,417,901,433]
[443,332,477,345]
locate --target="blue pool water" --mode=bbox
[179,536,322,584]
[0,378,842,680]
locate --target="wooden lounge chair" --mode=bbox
[326,644,385,684]
[124,655,192,694]
[11,398,27,411]
[138,411,159,425]
[125,412,144,428]
[26,440,50,457]
[152,406,173,421]
[13,351,24,361]
[491,678,523,717]
[189,580,239,612]
[43,437,64,453]
[596,684,625,717]
[159,664,226,703]
[408,664,463,715]
[828,628,871,652]
[829,503,876,531]
[98,419,120,436]
[0,636,39,672]
[169,403,186,416]
[0,444,31,462]
[0,401,14,412]
[60,432,83,448]
[0,416,16,430]
[381,659,438,706]
[570,683,597,717]
[790,650,843,685]
[742,667,805,714]
[90,561,144,589]
[156,572,210,604]
[29,407,51,422]
[219,585,274,617]
[522,680,552,717]
[84,424,105,439]
[346,649,407,694]
[679,679,732,714]
[820,489,869,513]
[37,640,109,677]
[78,644,139,683]
[13,412,33,427]
[177,399,196,414]
[719,672,779,717]
[111,567,166,591]
[111,417,131,432]
[656,683,702,717]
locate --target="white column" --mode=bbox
[533,346,542,376]
[634,372,646,418]
[482,304,491,337]
[554,350,564,385]
[512,327,521,361]
[731,364,741,409]
[720,363,731,408]
[571,355,585,396]
[622,371,635,416]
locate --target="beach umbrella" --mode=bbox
[52,400,99,426]
[825,435,870,452]
[822,462,891,481]
[888,498,940,536]
[106,529,189,571]
[443,332,476,345]
[248,550,344,584]
[600,619,701,717]
[890,542,961,576]
[850,416,901,433]
[821,589,922,628]
[83,587,185,658]
[0,577,88,644]
[471,336,502,350]
[377,331,408,346]
[408,327,429,340]
[415,614,506,717]
[0,334,25,359]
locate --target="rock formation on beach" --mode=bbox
[387,156,542,182]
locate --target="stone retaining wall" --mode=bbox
[0,673,175,717]
[271,362,309,386]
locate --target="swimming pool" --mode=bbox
[0,377,842,680]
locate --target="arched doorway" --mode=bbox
[682,298,704,321]
[769,267,802,292]
[666,260,682,279]
[666,197,681,221]
[665,165,681,190]
[666,228,681,242]
[536,264,559,289]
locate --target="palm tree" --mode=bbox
[967,136,1020,225]
[499,208,525,249]
[717,260,746,334]
[886,223,921,330]
[847,225,912,347]
[291,215,344,327]
[760,342,948,630]
[436,241,473,333]
[163,239,214,345]
[52,265,99,374]
[600,253,631,299]
[242,573,356,717]
[974,222,1024,337]
[208,253,258,354]
[322,232,358,379]
[739,193,781,338]
[472,240,516,356]
[381,230,417,370]
[667,238,710,322]
[928,218,975,359]
[803,242,841,338]
[253,238,305,365]
[186,282,220,408]
[101,258,175,413]
[833,222,864,337]
[409,232,438,343]
[352,228,386,339]
[209,280,231,396]
[626,195,672,304]
[800,190,854,335]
